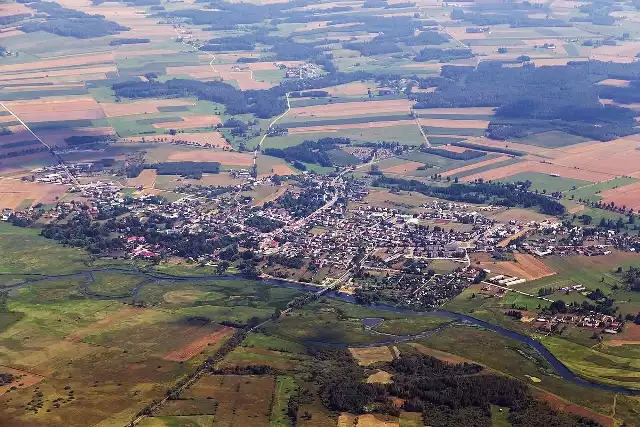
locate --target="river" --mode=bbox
[2,268,639,396]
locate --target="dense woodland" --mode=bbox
[146,161,221,179]
[307,347,601,427]
[264,137,350,167]
[373,176,566,215]
[412,61,640,141]
[18,0,129,38]
[420,146,486,161]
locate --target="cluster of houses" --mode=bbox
[534,314,623,335]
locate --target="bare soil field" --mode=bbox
[600,181,640,210]
[472,253,556,281]
[289,99,413,118]
[126,131,229,148]
[548,136,640,177]
[418,118,490,128]
[151,115,222,130]
[366,370,393,384]
[38,126,115,147]
[0,2,32,15]
[598,79,630,87]
[447,26,486,40]
[5,97,105,123]
[166,64,276,90]
[288,120,416,134]
[0,366,45,397]
[127,169,157,189]
[252,186,287,206]
[183,374,274,425]
[410,343,475,365]
[338,413,400,427]
[100,100,195,118]
[441,155,512,177]
[0,53,114,74]
[488,208,554,223]
[0,28,24,38]
[381,161,424,174]
[0,179,68,209]
[461,160,614,183]
[164,326,235,362]
[591,41,640,60]
[0,65,116,82]
[603,324,640,347]
[349,346,394,365]
[168,149,254,165]
[326,82,378,96]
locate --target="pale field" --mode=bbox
[168,150,254,165]
[591,41,640,60]
[0,365,45,397]
[472,253,556,281]
[326,82,378,96]
[151,115,222,130]
[0,2,32,16]
[37,127,115,147]
[600,181,640,210]
[4,97,105,123]
[289,99,413,118]
[446,26,486,40]
[349,346,394,365]
[164,326,235,362]
[0,29,24,39]
[288,120,416,134]
[381,161,424,174]
[418,107,495,115]
[441,155,513,177]
[461,160,614,182]
[0,53,114,74]
[0,65,117,82]
[100,100,195,117]
[418,118,490,129]
[127,131,229,148]
[0,179,69,209]
[127,169,157,189]
[598,78,630,87]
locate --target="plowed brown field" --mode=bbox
[164,326,235,362]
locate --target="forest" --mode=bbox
[373,176,566,215]
[19,0,129,38]
[450,141,525,156]
[307,347,601,427]
[413,61,640,141]
[109,38,151,46]
[146,161,221,179]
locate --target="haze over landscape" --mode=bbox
[3,0,640,425]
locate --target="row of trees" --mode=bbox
[373,175,566,215]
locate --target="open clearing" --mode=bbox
[0,366,45,397]
[472,253,556,281]
[600,181,640,210]
[127,169,157,189]
[151,115,222,130]
[100,100,195,118]
[4,97,105,123]
[381,161,424,174]
[289,99,413,118]
[127,131,230,148]
[167,150,254,165]
[287,119,416,134]
[349,346,394,365]
[338,413,400,427]
[0,179,68,209]
[164,326,235,362]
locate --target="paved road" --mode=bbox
[253,92,291,167]
[0,101,79,185]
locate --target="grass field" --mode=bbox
[500,172,589,193]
